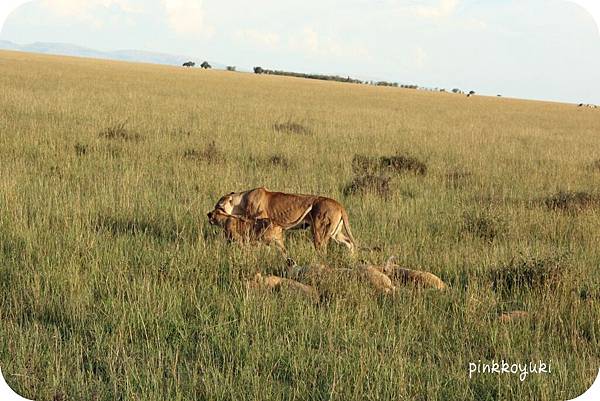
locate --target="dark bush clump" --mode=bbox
[267,154,290,169]
[352,153,427,176]
[589,160,600,171]
[74,143,88,156]
[343,174,391,198]
[183,141,223,163]
[543,190,600,213]
[99,121,141,141]
[490,254,568,294]
[381,154,427,175]
[462,211,506,242]
[249,154,292,170]
[578,284,600,302]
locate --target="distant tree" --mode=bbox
[452,88,461,94]
[253,66,264,74]
[200,61,211,69]
[226,66,236,71]
[183,61,195,67]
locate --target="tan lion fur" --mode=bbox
[370,257,448,290]
[215,187,356,252]
[207,208,285,252]
[498,311,529,323]
[250,273,319,300]
[361,265,396,295]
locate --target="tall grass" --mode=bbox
[0,50,598,400]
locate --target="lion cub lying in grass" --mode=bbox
[207,208,285,252]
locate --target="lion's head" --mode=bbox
[214,191,246,215]
[207,208,229,226]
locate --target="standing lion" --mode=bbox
[213,187,356,253]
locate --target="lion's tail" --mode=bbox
[341,208,358,252]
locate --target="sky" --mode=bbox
[1,0,600,104]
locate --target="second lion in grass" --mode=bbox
[207,208,286,252]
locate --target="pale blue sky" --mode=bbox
[2,0,600,104]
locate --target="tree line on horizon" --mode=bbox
[180,61,469,93]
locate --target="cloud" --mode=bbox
[566,0,600,33]
[41,0,140,17]
[21,0,212,38]
[415,46,427,67]
[288,27,369,59]
[161,0,211,37]
[414,0,460,19]
[0,1,31,30]
[234,29,281,49]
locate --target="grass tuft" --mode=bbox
[93,215,181,242]
[99,120,142,141]
[74,143,89,156]
[462,210,506,242]
[183,141,223,163]
[352,153,427,176]
[445,169,472,189]
[267,154,291,169]
[589,159,600,171]
[273,120,313,135]
[490,254,568,294]
[343,174,391,198]
[543,190,600,213]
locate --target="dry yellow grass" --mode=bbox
[0,50,599,400]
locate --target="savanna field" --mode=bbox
[0,50,599,400]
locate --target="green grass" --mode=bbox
[0,50,599,400]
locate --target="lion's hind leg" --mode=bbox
[330,217,355,253]
[311,215,332,252]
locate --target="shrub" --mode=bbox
[267,154,290,169]
[99,121,141,141]
[183,141,223,163]
[462,210,505,242]
[343,174,391,198]
[543,190,600,213]
[352,154,427,176]
[589,160,600,171]
[490,254,568,294]
[74,143,88,156]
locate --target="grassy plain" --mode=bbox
[0,50,599,400]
